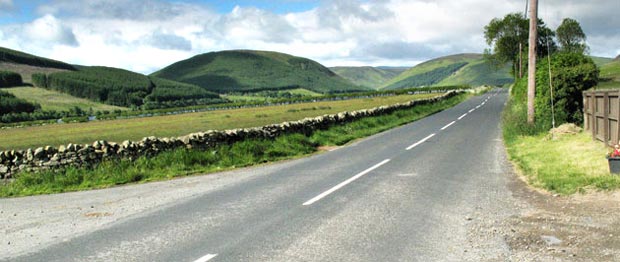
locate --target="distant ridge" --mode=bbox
[152,50,367,93]
[330,66,403,89]
[0,47,75,70]
[382,53,513,89]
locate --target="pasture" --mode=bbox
[0,93,439,150]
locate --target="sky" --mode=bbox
[0,0,618,74]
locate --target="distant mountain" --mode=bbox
[330,66,403,89]
[151,50,367,94]
[382,53,513,90]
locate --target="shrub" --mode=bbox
[0,71,23,87]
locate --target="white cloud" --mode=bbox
[0,0,12,11]
[0,0,618,74]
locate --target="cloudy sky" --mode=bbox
[0,0,618,74]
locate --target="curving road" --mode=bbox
[3,88,519,261]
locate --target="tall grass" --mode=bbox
[0,94,466,197]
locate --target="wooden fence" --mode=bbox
[583,90,620,146]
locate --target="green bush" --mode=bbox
[0,71,23,87]
[0,90,40,115]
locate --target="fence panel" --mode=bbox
[584,90,620,146]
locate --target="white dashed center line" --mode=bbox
[406,133,436,150]
[194,253,217,262]
[440,121,456,130]
[303,159,391,206]
[458,113,467,120]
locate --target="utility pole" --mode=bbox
[527,0,538,124]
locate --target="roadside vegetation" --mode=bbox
[0,93,467,197]
[489,14,620,194]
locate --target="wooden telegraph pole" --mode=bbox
[527,0,538,124]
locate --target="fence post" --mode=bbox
[604,91,610,146]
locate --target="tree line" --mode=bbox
[32,66,223,109]
[0,71,23,87]
[485,13,597,131]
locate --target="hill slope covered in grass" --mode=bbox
[0,47,75,70]
[382,53,513,90]
[330,66,402,89]
[33,66,223,109]
[597,56,620,89]
[151,50,367,93]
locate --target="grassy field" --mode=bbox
[0,93,439,151]
[0,93,467,197]
[1,87,128,112]
[502,91,620,194]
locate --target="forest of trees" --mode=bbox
[32,66,223,109]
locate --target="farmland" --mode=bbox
[0,93,440,150]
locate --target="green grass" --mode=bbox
[0,93,439,151]
[594,59,620,89]
[0,93,467,197]
[1,86,128,112]
[502,94,620,194]
[151,50,367,93]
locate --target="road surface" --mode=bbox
[3,88,521,261]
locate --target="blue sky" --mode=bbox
[0,0,618,74]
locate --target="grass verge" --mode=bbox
[0,94,467,197]
[502,96,620,195]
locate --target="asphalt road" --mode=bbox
[6,88,515,262]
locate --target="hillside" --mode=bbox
[590,56,614,67]
[33,66,223,109]
[597,57,620,89]
[330,66,401,89]
[1,87,128,112]
[151,50,367,93]
[382,53,513,90]
[0,46,76,83]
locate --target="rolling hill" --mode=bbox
[33,66,222,109]
[151,50,367,94]
[597,55,620,89]
[0,47,76,83]
[382,53,513,90]
[330,66,404,89]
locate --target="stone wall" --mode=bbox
[0,91,459,179]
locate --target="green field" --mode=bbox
[0,93,440,150]
[1,86,128,112]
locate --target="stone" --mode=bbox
[34,147,45,159]
[58,145,67,153]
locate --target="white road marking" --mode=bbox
[458,113,467,120]
[469,109,475,113]
[476,105,481,109]
[303,159,391,206]
[440,121,456,130]
[406,133,436,150]
[194,253,217,262]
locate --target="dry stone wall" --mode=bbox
[0,91,460,179]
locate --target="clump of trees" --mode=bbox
[32,66,223,109]
[485,13,597,132]
[0,71,23,87]
[0,90,40,115]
